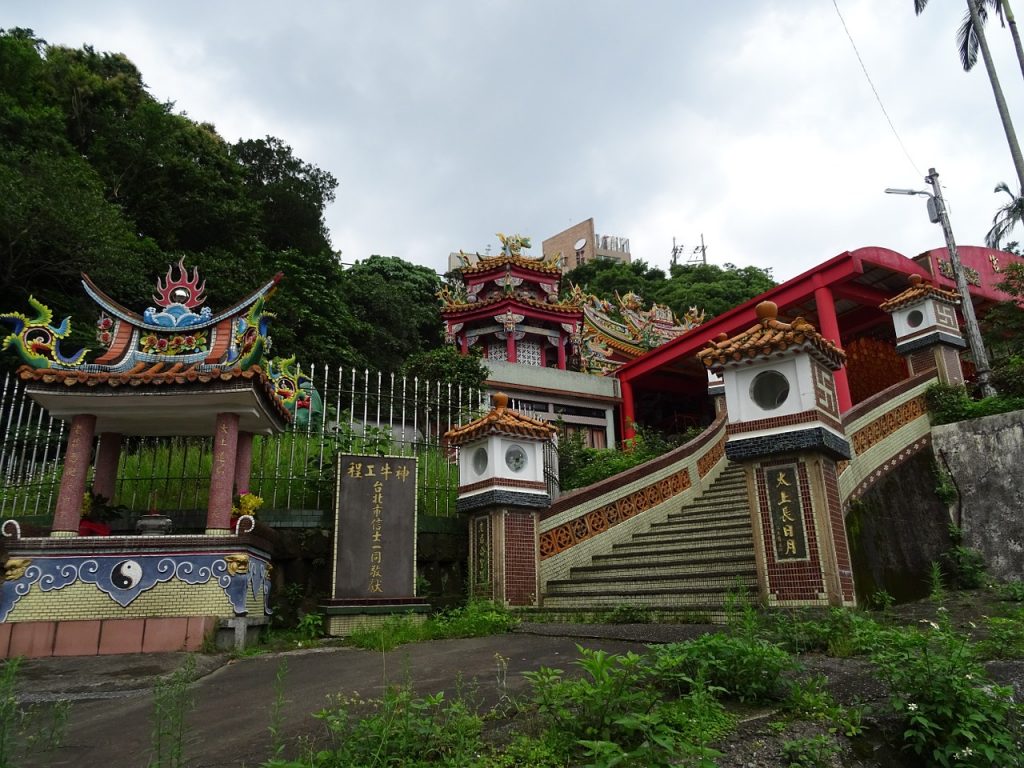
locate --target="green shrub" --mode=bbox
[994,580,1024,602]
[925,382,1024,425]
[429,600,518,638]
[605,604,653,624]
[782,734,841,768]
[992,354,1024,397]
[650,634,795,703]
[869,614,1024,767]
[346,601,518,651]
[290,685,483,767]
[760,608,880,658]
[524,647,726,767]
[976,610,1024,660]
[925,382,973,425]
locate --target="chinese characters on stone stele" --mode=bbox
[334,457,416,599]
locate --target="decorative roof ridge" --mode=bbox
[460,254,562,275]
[879,273,961,312]
[444,392,557,446]
[696,300,846,371]
[440,295,582,315]
[81,271,284,333]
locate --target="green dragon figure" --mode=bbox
[267,356,323,429]
[0,297,88,369]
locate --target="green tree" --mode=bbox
[986,181,1024,249]
[655,262,776,319]
[914,0,1024,190]
[233,136,337,256]
[563,258,775,321]
[340,256,444,371]
[952,0,1024,83]
[564,259,666,302]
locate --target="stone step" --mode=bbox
[567,556,756,582]
[632,518,753,540]
[602,536,757,561]
[541,583,758,610]
[593,544,753,569]
[546,569,757,595]
[654,509,751,527]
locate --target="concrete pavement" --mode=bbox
[12,623,718,767]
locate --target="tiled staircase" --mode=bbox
[541,462,758,616]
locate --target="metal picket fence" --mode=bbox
[0,366,493,520]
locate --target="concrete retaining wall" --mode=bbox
[933,410,1024,582]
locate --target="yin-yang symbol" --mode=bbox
[111,560,143,590]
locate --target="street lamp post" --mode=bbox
[885,167,995,398]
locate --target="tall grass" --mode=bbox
[2,431,461,520]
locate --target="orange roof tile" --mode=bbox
[460,254,562,276]
[879,274,960,312]
[444,392,557,446]
[15,363,292,422]
[697,301,846,371]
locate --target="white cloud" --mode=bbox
[8,0,1024,282]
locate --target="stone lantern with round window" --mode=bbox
[698,301,856,609]
[445,393,557,606]
[698,301,850,462]
[880,274,966,383]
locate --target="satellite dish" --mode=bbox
[573,238,586,251]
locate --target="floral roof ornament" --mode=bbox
[878,274,961,313]
[444,392,557,447]
[697,300,846,371]
[2,262,295,434]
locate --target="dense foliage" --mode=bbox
[0,29,442,371]
[557,423,702,491]
[564,259,777,320]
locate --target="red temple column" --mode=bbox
[51,414,97,537]
[92,431,122,502]
[207,412,240,534]
[814,285,853,413]
[460,334,468,355]
[234,430,255,495]
[506,333,517,363]
[557,331,567,370]
[620,380,636,446]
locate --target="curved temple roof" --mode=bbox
[697,301,846,371]
[445,392,557,446]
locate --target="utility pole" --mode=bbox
[925,167,996,397]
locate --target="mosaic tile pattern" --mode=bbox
[851,396,927,456]
[539,468,691,559]
[697,436,726,478]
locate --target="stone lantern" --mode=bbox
[880,274,966,384]
[445,393,557,606]
[698,301,856,608]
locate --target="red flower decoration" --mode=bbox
[98,317,113,330]
[99,331,112,344]
[156,338,168,350]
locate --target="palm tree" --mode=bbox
[986,182,1024,248]
[956,0,1024,82]
[915,0,1024,190]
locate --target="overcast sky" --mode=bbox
[8,1,1024,283]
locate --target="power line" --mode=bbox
[832,0,923,178]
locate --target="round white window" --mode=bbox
[907,309,924,328]
[472,447,488,475]
[505,444,528,473]
[750,370,791,411]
